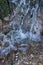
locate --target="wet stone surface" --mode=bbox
[0,31,43,65]
[0,0,43,65]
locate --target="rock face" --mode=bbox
[0,1,43,64]
[0,19,2,31]
[39,0,43,20]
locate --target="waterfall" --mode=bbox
[29,4,40,41]
[18,15,28,39]
[0,1,43,57]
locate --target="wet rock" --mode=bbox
[14,55,20,62]
[3,15,14,22]
[2,25,13,35]
[18,40,29,52]
[0,41,3,47]
[0,33,4,41]
[18,47,28,52]
[40,29,43,36]
[3,42,9,48]
[0,1,43,65]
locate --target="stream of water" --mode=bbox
[0,0,43,57]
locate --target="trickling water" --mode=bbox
[20,0,26,5]
[18,28,26,39]
[30,7,36,40]
[0,0,43,58]
[29,4,41,41]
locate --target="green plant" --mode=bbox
[0,0,10,18]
